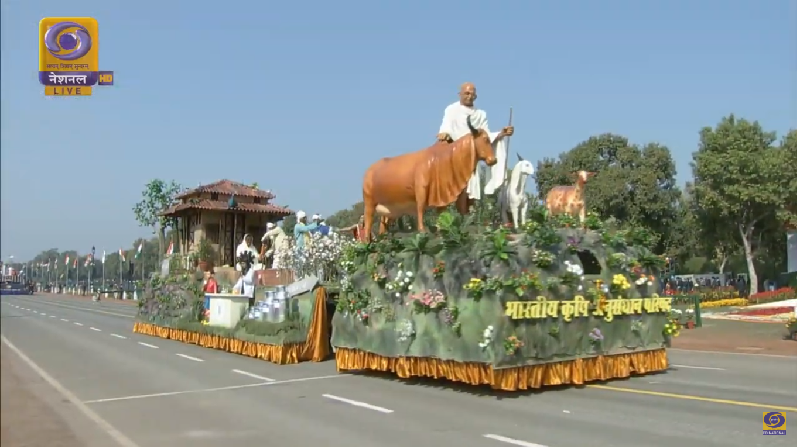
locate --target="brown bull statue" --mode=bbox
[362,116,497,240]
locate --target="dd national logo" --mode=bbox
[763,412,786,436]
[38,17,114,96]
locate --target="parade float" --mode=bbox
[133,266,331,364]
[331,115,674,390]
[332,208,674,390]
[132,180,331,365]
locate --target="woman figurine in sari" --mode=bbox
[235,234,259,271]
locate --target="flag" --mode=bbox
[166,241,174,256]
[135,242,143,259]
[84,255,91,267]
[72,257,77,268]
[102,250,106,264]
[119,248,126,262]
[65,255,69,266]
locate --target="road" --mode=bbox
[1,294,795,447]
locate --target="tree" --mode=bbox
[535,134,681,253]
[691,116,796,294]
[132,180,182,263]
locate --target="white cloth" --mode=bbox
[438,101,508,200]
[235,234,259,272]
[233,267,255,298]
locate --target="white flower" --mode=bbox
[577,285,583,291]
[397,270,403,277]
[647,281,653,286]
[685,308,694,314]
[478,342,488,348]
[407,285,413,290]
[387,284,393,290]
[395,292,400,297]
[406,272,413,277]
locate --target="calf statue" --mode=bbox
[362,116,497,240]
[545,170,596,224]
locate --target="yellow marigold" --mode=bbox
[701,298,749,309]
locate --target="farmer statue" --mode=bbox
[437,82,514,205]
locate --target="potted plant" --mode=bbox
[196,238,215,272]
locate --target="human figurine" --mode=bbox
[339,215,369,242]
[233,252,255,298]
[293,211,318,251]
[261,222,291,269]
[235,234,258,271]
[437,82,515,202]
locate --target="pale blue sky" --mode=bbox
[1,0,794,261]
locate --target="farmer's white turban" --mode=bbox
[266,222,275,230]
[312,214,321,221]
[296,210,306,219]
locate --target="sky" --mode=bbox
[1,0,795,262]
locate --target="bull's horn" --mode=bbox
[466,115,478,135]
[516,153,524,162]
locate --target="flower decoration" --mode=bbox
[431,261,446,279]
[463,278,485,300]
[408,289,446,313]
[503,335,524,355]
[386,265,413,298]
[396,318,415,342]
[441,305,461,335]
[588,328,604,347]
[478,325,495,349]
[611,274,631,295]
[530,249,555,268]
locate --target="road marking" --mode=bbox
[74,322,84,326]
[83,374,351,404]
[671,364,725,371]
[1,335,140,447]
[60,318,69,322]
[176,353,204,362]
[110,334,127,339]
[49,315,56,318]
[232,369,275,382]
[668,348,794,359]
[322,394,394,413]
[138,342,158,349]
[90,327,102,332]
[483,434,548,447]
[587,384,797,413]
[40,313,47,316]
[11,297,135,318]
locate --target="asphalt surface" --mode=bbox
[1,294,796,447]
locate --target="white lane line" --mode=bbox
[175,353,203,362]
[484,434,548,447]
[49,315,56,318]
[60,318,69,322]
[84,374,351,404]
[232,369,275,382]
[137,342,158,349]
[74,322,84,326]
[1,335,141,447]
[110,334,127,339]
[90,327,102,332]
[668,347,794,359]
[321,394,393,414]
[671,364,726,371]
[40,313,47,316]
